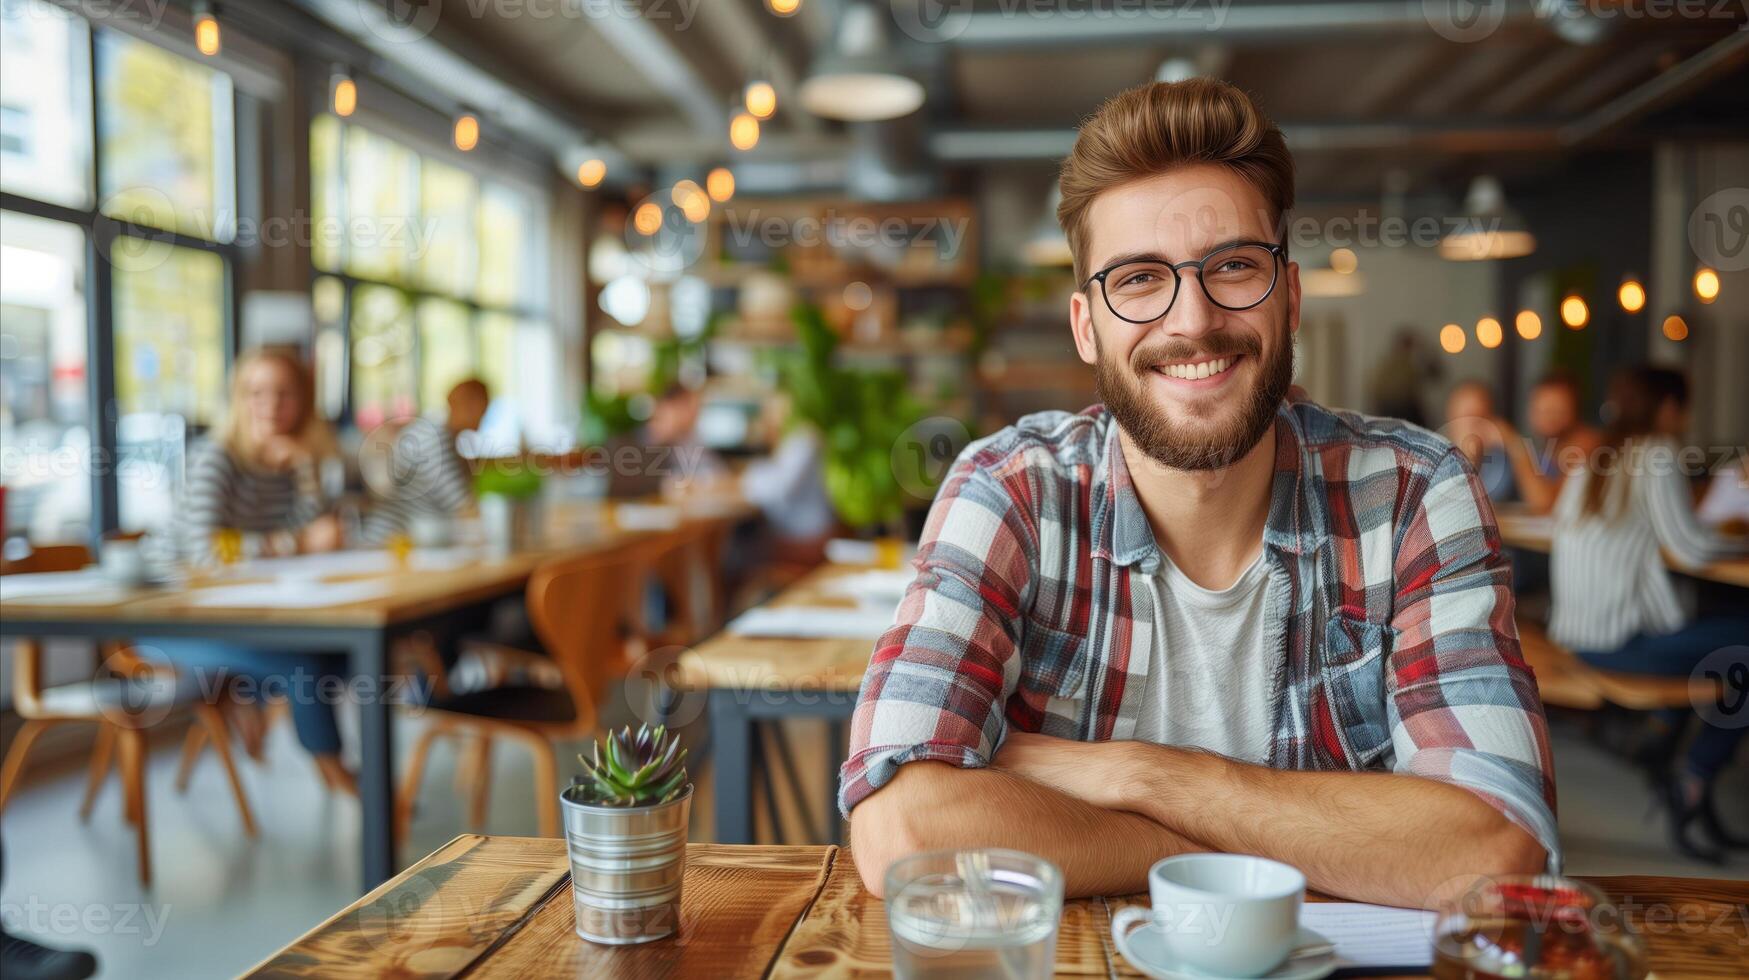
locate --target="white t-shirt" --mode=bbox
[1133,551,1276,764]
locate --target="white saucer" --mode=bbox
[1115,924,1337,980]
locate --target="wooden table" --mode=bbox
[247,836,1749,978]
[676,562,887,847]
[1495,506,1749,588]
[0,499,754,891]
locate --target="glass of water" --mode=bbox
[884,848,1064,980]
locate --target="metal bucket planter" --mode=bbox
[561,783,693,944]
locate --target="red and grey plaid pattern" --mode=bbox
[840,398,1560,867]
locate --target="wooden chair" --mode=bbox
[0,642,257,887]
[1517,619,1715,711]
[396,533,682,838]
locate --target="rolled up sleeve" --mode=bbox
[1388,449,1562,870]
[837,455,1036,817]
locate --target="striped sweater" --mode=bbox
[1549,438,1740,652]
[358,419,476,544]
[181,441,328,559]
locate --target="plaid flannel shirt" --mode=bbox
[839,397,1560,868]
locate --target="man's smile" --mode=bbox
[1147,353,1244,386]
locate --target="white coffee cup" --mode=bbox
[1111,853,1305,978]
[99,539,149,587]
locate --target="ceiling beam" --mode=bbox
[1562,29,1749,145]
[583,1,728,135]
[929,120,1568,162]
[929,0,1543,47]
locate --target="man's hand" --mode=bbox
[992,731,1133,810]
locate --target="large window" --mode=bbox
[310,113,557,448]
[0,0,235,542]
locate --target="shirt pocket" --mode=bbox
[1321,615,1395,767]
[1017,616,1089,701]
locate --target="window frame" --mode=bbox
[308,110,548,430]
[0,9,240,543]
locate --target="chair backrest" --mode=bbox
[1,544,93,575]
[525,537,666,733]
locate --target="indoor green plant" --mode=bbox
[776,302,936,532]
[561,724,693,945]
[474,462,544,557]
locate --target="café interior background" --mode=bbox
[1,0,1747,976]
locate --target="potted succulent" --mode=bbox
[474,463,544,557]
[561,724,692,945]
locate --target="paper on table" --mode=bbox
[241,546,486,579]
[1299,903,1436,969]
[727,605,895,639]
[821,570,915,604]
[1,570,113,599]
[186,579,394,608]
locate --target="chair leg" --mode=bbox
[116,727,152,887]
[504,729,559,838]
[0,718,57,811]
[467,736,494,831]
[174,722,209,793]
[198,705,257,838]
[396,722,446,842]
[80,724,117,821]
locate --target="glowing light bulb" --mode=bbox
[706,167,735,203]
[729,112,760,151]
[1560,295,1588,329]
[331,76,357,117]
[577,159,606,188]
[453,114,480,152]
[1661,315,1689,341]
[745,81,777,119]
[195,8,221,57]
[1476,317,1503,349]
[1515,310,1541,340]
[1694,267,1720,303]
[1439,323,1466,354]
[1617,279,1645,313]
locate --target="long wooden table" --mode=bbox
[1495,505,1749,588]
[246,835,1749,978]
[676,562,885,846]
[0,499,754,891]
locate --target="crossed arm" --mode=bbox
[852,733,1543,908]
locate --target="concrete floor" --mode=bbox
[0,713,1742,979]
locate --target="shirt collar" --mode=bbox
[1093,402,1314,570]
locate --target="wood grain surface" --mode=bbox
[0,501,756,630]
[253,839,1749,978]
[676,563,886,693]
[240,834,571,979]
[480,843,834,978]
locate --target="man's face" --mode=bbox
[1070,164,1299,471]
[1527,384,1577,440]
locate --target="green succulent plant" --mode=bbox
[571,724,689,807]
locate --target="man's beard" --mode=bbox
[1095,325,1293,471]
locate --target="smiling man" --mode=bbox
[840,79,1557,909]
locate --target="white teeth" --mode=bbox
[1159,356,1234,380]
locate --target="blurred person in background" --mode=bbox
[645,382,727,496]
[359,377,488,543]
[147,349,357,793]
[1511,371,1604,513]
[1444,380,1517,503]
[1549,366,1749,861]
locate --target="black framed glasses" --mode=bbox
[1084,241,1286,324]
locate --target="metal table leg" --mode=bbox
[348,629,395,891]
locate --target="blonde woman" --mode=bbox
[148,349,356,792]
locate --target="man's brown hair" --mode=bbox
[1056,78,1295,285]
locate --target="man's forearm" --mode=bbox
[1126,747,1545,908]
[848,761,1202,898]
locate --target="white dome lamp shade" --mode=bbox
[799,2,925,122]
[1440,176,1536,261]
